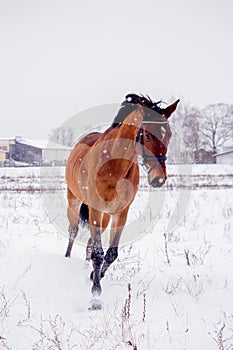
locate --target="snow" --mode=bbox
[0,165,233,349]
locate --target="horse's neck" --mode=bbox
[122,107,144,129]
[106,107,143,165]
[119,107,143,140]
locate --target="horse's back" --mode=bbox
[66,132,102,200]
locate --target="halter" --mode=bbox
[119,93,169,174]
[135,119,169,174]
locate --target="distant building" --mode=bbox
[0,136,71,166]
[0,138,15,153]
[0,150,7,166]
[194,148,213,164]
[214,141,233,164]
[0,137,13,166]
[214,150,233,164]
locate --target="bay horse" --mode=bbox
[65,94,179,309]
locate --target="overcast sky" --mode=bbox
[0,0,233,139]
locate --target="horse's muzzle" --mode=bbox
[149,177,167,188]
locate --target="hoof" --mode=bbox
[65,252,70,258]
[91,284,102,296]
[88,298,103,311]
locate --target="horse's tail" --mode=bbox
[79,203,89,227]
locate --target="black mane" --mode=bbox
[111,93,163,128]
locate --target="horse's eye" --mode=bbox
[146,134,151,141]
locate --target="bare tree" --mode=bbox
[182,105,202,163]
[169,101,202,163]
[200,103,233,162]
[48,127,75,147]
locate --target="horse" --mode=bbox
[65,93,179,309]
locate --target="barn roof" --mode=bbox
[214,150,233,157]
[0,137,15,141]
[17,138,71,150]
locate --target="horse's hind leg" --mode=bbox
[86,237,93,262]
[88,208,105,297]
[65,224,78,258]
[65,190,81,258]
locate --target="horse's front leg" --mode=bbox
[100,207,129,278]
[86,213,110,262]
[89,209,104,297]
[100,245,118,278]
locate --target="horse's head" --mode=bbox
[128,94,179,188]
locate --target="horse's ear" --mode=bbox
[163,99,180,118]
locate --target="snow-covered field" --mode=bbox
[0,165,233,349]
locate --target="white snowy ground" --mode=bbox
[0,165,233,350]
